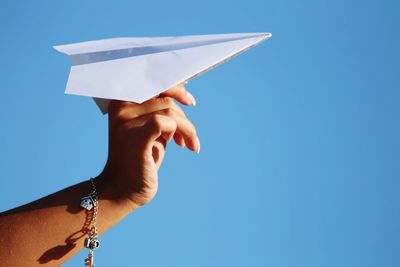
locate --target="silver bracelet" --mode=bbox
[80,178,100,267]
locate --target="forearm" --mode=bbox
[0,176,137,266]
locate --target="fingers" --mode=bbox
[144,114,178,145]
[108,83,195,121]
[159,83,196,106]
[112,97,186,121]
[124,108,199,152]
[151,108,198,151]
[108,82,200,153]
[173,133,185,147]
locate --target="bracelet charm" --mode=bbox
[84,251,94,267]
[80,196,96,211]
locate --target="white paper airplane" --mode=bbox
[54,32,271,114]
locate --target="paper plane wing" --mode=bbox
[54,32,271,114]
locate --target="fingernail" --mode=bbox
[180,138,186,148]
[196,136,201,154]
[186,91,197,106]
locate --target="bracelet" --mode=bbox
[80,178,100,267]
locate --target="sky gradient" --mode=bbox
[0,1,399,266]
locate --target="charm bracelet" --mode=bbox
[80,178,100,267]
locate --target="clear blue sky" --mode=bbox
[0,1,399,266]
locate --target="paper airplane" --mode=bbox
[54,32,271,114]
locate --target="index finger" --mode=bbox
[159,83,196,106]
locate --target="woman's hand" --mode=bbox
[99,83,200,209]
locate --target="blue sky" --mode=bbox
[0,0,399,266]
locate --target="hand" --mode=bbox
[99,83,200,208]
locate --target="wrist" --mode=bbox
[93,174,142,213]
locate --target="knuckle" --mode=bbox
[114,110,126,120]
[161,108,175,117]
[120,120,133,132]
[147,115,163,132]
[159,97,174,107]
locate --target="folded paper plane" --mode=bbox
[54,32,271,114]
